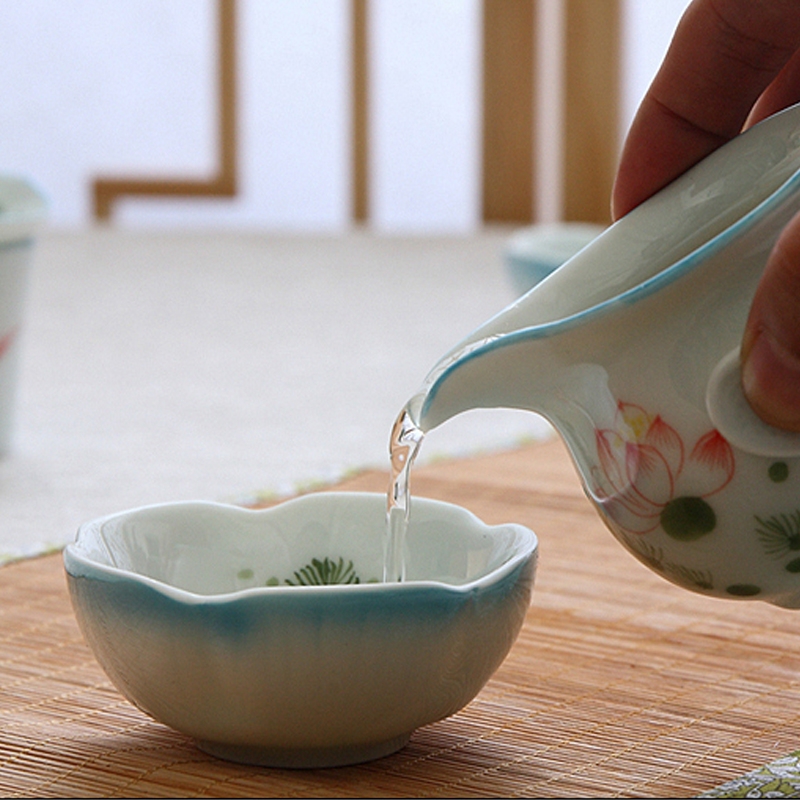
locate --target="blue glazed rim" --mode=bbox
[421,114,800,422]
[63,495,538,607]
[66,553,536,634]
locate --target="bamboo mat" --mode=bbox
[3,437,800,798]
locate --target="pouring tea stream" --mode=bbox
[389,102,800,607]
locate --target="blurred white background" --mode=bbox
[0,0,697,560]
[0,0,691,232]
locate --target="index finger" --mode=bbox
[612,0,800,220]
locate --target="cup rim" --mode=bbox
[64,493,538,604]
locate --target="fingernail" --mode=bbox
[741,329,800,432]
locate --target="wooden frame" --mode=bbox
[92,0,238,221]
[563,0,620,224]
[479,0,620,226]
[351,0,369,223]
[481,0,536,224]
[91,0,619,227]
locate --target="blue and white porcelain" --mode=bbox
[64,492,537,768]
[407,102,800,608]
[0,175,46,454]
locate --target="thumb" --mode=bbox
[741,210,800,431]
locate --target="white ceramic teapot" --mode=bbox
[406,102,800,607]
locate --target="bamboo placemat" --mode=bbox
[3,438,800,797]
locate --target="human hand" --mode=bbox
[612,0,800,430]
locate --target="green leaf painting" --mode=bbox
[284,556,361,586]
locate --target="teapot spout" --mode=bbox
[408,329,553,432]
[409,322,620,459]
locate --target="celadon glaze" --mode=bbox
[64,493,537,768]
[412,102,800,608]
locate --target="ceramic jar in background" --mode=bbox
[0,176,46,455]
[504,222,605,296]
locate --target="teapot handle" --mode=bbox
[706,347,800,457]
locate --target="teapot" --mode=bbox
[406,102,800,608]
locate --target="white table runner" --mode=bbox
[0,228,550,562]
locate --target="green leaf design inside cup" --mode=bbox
[284,556,361,586]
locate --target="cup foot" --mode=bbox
[195,732,412,769]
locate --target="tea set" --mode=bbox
[62,101,800,765]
